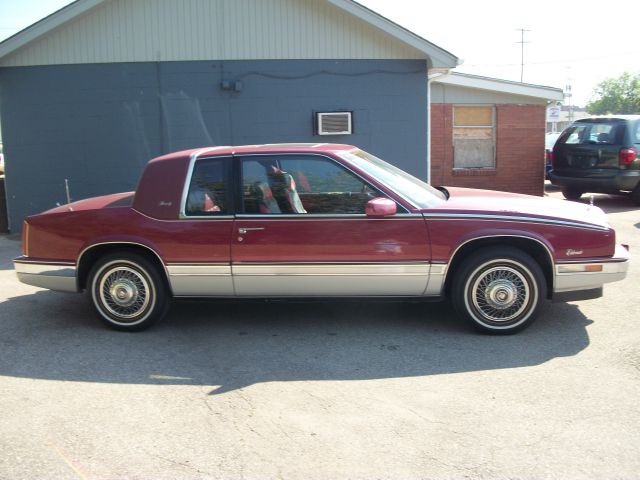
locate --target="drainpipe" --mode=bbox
[427,68,451,184]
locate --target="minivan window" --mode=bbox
[561,122,620,146]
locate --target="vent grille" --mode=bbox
[317,112,352,135]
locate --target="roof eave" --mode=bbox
[0,0,104,61]
[327,0,460,68]
[434,73,564,101]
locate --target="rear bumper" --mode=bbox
[14,257,78,293]
[553,244,630,297]
[549,170,640,193]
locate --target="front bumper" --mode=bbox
[14,257,78,293]
[553,244,630,297]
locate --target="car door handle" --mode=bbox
[238,227,265,234]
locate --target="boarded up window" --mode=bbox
[453,106,495,169]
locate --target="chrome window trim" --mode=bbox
[423,213,609,232]
[178,149,232,219]
[234,213,423,220]
[234,151,414,213]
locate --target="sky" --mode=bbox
[1,0,639,107]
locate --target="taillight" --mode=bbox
[22,221,29,257]
[547,150,554,163]
[619,147,637,166]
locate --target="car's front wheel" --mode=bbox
[88,252,169,331]
[451,247,546,334]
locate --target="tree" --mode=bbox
[586,72,640,115]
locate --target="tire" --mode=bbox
[631,184,640,206]
[561,188,583,201]
[88,252,170,331]
[451,247,547,335]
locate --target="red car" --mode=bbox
[14,144,629,334]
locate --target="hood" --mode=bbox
[41,192,134,215]
[427,187,610,229]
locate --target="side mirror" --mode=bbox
[365,197,397,217]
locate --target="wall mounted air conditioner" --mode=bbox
[316,112,353,135]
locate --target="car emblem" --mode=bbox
[158,201,172,207]
[566,249,583,256]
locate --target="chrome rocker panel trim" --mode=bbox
[14,258,78,293]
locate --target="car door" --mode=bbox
[231,153,431,296]
[168,155,235,296]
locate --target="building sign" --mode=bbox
[547,106,561,122]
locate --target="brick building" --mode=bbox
[430,73,563,196]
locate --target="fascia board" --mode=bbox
[436,74,564,101]
[327,0,459,67]
[0,0,105,61]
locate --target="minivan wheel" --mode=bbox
[451,247,547,335]
[631,184,640,206]
[88,252,169,331]
[562,188,583,201]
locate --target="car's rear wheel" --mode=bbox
[88,252,169,331]
[562,187,583,201]
[630,184,640,206]
[451,247,546,334]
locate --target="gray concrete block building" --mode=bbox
[0,0,459,232]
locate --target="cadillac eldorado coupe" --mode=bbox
[14,144,629,333]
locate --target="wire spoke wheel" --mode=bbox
[453,247,546,334]
[89,253,168,331]
[471,266,530,323]
[99,266,150,320]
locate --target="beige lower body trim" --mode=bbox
[14,260,78,293]
[167,264,234,296]
[232,263,431,296]
[554,245,629,293]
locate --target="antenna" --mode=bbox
[516,28,531,83]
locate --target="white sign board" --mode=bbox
[547,106,561,122]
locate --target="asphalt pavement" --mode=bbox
[0,186,639,479]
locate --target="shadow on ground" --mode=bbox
[0,290,591,394]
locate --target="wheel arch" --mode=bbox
[76,242,170,293]
[444,235,554,299]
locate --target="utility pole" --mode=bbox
[516,28,531,83]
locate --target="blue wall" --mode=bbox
[0,59,428,231]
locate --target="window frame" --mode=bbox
[179,155,235,219]
[235,153,409,216]
[452,104,496,170]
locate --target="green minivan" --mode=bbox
[549,116,640,204]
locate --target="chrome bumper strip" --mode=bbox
[554,245,630,293]
[14,259,78,293]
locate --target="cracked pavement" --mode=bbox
[0,186,639,479]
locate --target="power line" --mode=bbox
[464,50,640,68]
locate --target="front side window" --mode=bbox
[185,158,229,215]
[241,155,385,215]
[453,105,495,169]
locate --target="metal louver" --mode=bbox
[316,112,353,135]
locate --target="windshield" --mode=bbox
[337,149,446,208]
